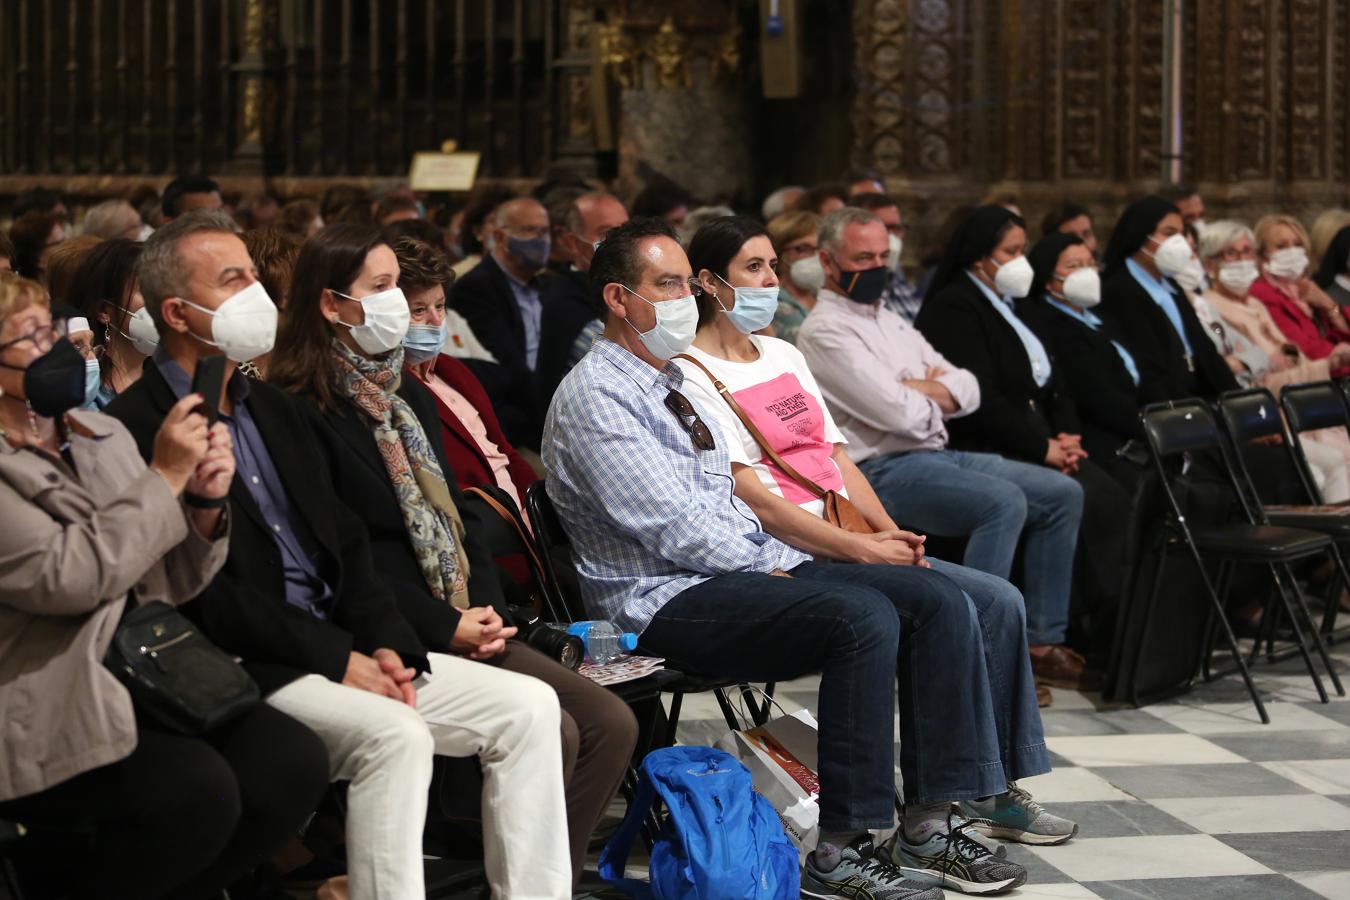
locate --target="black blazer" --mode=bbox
[1097,265,1238,403]
[534,268,596,418]
[450,254,541,447]
[915,275,1079,464]
[106,362,429,693]
[290,375,509,654]
[1018,296,1144,463]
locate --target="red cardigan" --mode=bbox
[407,354,539,501]
[1250,275,1350,375]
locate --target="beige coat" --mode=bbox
[0,410,228,801]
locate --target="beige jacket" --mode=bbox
[0,410,228,801]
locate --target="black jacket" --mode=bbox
[106,362,429,693]
[290,375,509,654]
[534,268,597,418]
[915,275,1079,464]
[449,255,540,447]
[1018,296,1145,463]
[1097,265,1238,403]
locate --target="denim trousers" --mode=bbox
[859,448,1083,645]
[640,560,1028,832]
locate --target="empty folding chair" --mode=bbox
[1216,388,1347,696]
[1141,399,1334,723]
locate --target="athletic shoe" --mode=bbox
[801,834,945,900]
[889,816,1027,895]
[957,782,1078,846]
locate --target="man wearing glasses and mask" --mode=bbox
[542,217,1062,899]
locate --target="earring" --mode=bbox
[104,323,112,345]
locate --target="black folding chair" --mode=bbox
[0,819,25,900]
[1216,388,1346,697]
[1141,400,1334,722]
[524,482,775,745]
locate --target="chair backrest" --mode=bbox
[1217,387,1285,443]
[1141,400,1222,458]
[1281,380,1350,434]
[524,481,587,623]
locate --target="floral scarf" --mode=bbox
[331,340,470,608]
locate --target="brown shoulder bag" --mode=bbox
[674,354,875,534]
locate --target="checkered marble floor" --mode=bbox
[667,645,1350,900]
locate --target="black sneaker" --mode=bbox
[889,817,1027,895]
[801,834,945,900]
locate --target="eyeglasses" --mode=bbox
[664,389,716,452]
[0,321,66,354]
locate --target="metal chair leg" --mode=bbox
[1269,564,1329,704]
[1183,549,1270,724]
[1276,564,1345,697]
[663,692,685,748]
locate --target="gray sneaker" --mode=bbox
[889,818,1027,895]
[957,782,1078,846]
[801,835,945,900]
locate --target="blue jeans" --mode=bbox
[860,448,1083,645]
[640,561,1013,831]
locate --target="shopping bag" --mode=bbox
[715,708,820,863]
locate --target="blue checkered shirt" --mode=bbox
[882,269,924,324]
[541,338,811,634]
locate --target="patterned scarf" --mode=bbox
[331,339,471,608]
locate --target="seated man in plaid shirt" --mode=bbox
[543,217,1075,899]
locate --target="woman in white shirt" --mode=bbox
[674,215,1077,848]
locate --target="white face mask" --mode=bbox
[333,286,411,355]
[1218,259,1259,296]
[621,286,698,360]
[887,233,904,272]
[1148,233,1193,278]
[789,256,826,293]
[1058,267,1101,308]
[1265,246,1309,281]
[991,254,1035,299]
[180,280,278,363]
[1174,255,1207,293]
[116,304,160,356]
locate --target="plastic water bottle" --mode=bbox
[566,620,638,665]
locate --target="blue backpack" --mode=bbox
[600,746,800,899]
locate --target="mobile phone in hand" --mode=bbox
[190,355,227,425]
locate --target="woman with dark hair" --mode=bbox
[1097,196,1238,402]
[8,210,66,281]
[69,238,156,409]
[918,207,1129,654]
[673,214,1073,854]
[269,224,626,894]
[1314,224,1350,308]
[1020,233,1144,484]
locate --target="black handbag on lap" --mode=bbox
[105,601,260,735]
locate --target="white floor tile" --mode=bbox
[1005,884,1105,899]
[1024,834,1272,881]
[1047,734,1247,767]
[1291,870,1350,899]
[1150,793,1350,834]
[1261,759,1350,795]
[1142,701,1350,735]
[1016,766,1134,802]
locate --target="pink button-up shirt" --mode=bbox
[796,289,981,461]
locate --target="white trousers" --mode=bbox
[266,651,571,900]
[1302,435,1350,504]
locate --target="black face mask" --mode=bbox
[6,338,88,417]
[835,264,889,305]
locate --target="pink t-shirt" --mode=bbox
[676,337,846,517]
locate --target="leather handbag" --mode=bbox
[105,601,260,735]
[674,354,875,535]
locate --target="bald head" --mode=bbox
[490,197,551,279]
[564,192,629,272]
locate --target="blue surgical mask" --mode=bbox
[82,358,101,408]
[401,321,446,364]
[713,273,779,334]
[507,234,551,271]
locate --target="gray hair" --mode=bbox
[760,186,804,222]
[138,209,240,327]
[819,206,883,252]
[681,205,736,242]
[490,196,545,229]
[82,200,141,240]
[1198,219,1254,261]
